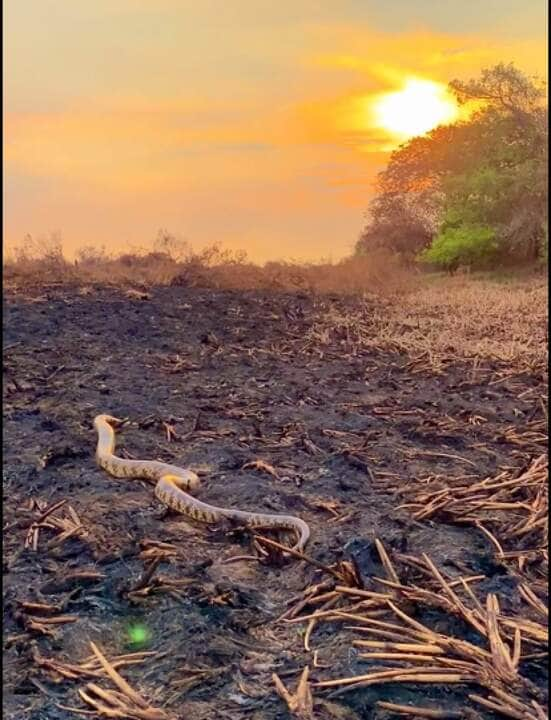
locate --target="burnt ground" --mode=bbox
[2,284,548,720]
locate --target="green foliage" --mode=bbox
[419,225,498,272]
[443,164,516,228]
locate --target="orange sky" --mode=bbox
[4,1,548,262]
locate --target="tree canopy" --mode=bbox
[356,63,548,271]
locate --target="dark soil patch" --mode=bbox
[3,284,547,720]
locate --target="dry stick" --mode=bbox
[335,585,393,601]
[20,601,62,615]
[304,595,340,651]
[254,535,345,581]
[272,666,313,720]
[530,700,549,720]
[500,618,547,645]
[77,688,121,717]
[84,683,129,711]
[220,553,263,564]
[33,499,68,525]
[353,641,444,654]
[458,577,486,618]
[335,612,432,640]
[346,625,429,644]
[424,657,481,673]
[511,628,522,669]
[54,703,97,717]
[33,653,96,680]
[26,614,78,625]
[47,525,84,550]
[468,694,528,720]
[276,581,337,623]
[446,575,485,589]
[519,584,548,618]
[82,653,160,670]
[67,505,82,526]
[485,595,518,681]
[327,674,471,700]
[394,551,469,579]
[475,521,505,558]
[376,701,463,719]
[130,558,162,594]
[375,539,400,584]
[421,554,487,636]
[285,597,388,624]
[25,499,68,548]
[316,666,471,688]
[79,686,169,720]
[386,600,441,639]
[89,642,149,710]
[301,589,340,605]
[357,652,451,663]
[376,578,483,626]
[406,450,478,468]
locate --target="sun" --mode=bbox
[371,77,460,141]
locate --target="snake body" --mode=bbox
[94,414,310,551]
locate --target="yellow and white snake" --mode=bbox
[94,414,310,552]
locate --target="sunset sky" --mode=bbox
[4,1,548,262]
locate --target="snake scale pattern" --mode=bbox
[94,414,310,551]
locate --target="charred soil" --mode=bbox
[3,284,547,720]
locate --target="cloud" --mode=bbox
[307,26,547,81]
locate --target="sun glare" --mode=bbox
[371,77,460,141]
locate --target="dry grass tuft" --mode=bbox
[35,642,173,719]
[305,276,548,371]
[3,236,413,295]
[284,540,548,720]
[394,454,548,586]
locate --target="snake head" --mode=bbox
[94,414,126,428]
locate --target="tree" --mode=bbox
[356,192,434,263]
[446,63,548,263]
[357,63,548,270]
[449,62,546,118]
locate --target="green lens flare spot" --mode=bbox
[127,623,151,647]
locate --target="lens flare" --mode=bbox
[372,77,460,140]
[127,623,151,647]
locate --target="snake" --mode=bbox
[94,414,310,552]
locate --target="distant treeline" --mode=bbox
[356,63,548,272]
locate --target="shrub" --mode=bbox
[4,232,74,282]
[418,225,499,273]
